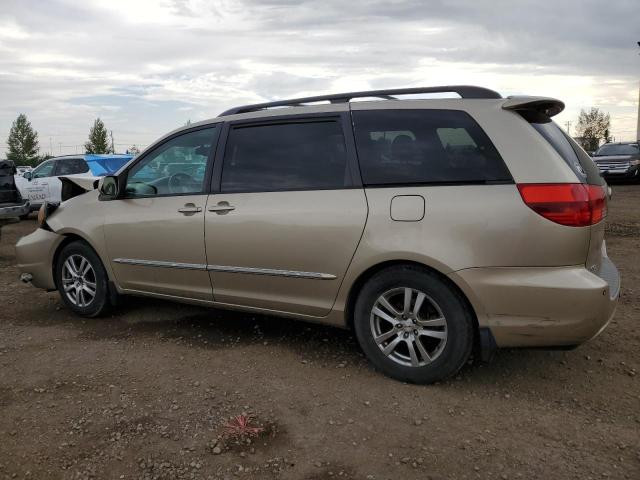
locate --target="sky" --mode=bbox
[0,0,638,156]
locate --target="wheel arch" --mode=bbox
[51,232,112,289]
[344,260,481,350]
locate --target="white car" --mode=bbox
[16,154,133,212]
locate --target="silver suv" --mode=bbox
[16,86,620,384]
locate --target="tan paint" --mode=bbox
[14,94,619,350]
[15,227,64,290]
[390,195,424,221]
[204,189,367,316]
[450,265,616,347]
[103,194,213,301]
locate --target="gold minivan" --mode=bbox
[16,86,619,383]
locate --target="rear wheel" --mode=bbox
[55,241,110,317]
[353,265,474,384]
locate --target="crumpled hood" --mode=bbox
[59,175,101,202]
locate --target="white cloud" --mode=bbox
[0,18,32,40]
[0,0,637,156]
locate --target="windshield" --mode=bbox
[595,144,639,156]
[85,155,133,176]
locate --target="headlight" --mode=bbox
[37,202,58,228]
[37,203,47,227]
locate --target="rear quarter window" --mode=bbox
[352,109,512,186]
[529,121,603,186]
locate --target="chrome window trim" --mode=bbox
[112,258,336,280]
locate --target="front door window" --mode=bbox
[125,128,216,197]
[32,161,55,179]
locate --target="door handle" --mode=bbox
[208,201,235,214]
[178,203,202,215]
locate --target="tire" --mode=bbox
[353,265,474,384]
[55,240,111,317]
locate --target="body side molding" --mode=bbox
[112,258,336,280]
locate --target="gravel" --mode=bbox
[0,186,639,479]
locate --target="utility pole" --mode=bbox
[636,81,639,142]
[637,42,640,141]
[110,130,115,154]
[565,120,572,136]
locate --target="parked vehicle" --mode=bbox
[591,142,640,181]
[16,165,32,176]
[0,160,29,240]
[15,154,134,211]
[15,86,619,384]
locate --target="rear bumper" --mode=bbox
[0,200,30,220]
[15,227,64,290]
[450,259,619,348]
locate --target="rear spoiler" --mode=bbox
[502,96,565,118]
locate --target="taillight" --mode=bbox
[517,183,607,227]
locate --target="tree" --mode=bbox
[575,108,611,152]
[6,114,40,166]
[84,118,112,154]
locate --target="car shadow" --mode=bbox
[75,295,364,363]
[11,292,579,386]
[30,297,577,387]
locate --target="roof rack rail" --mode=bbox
[218,85,501,117]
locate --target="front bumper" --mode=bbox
[15,227,64,291]
[450,258,619,348]
[598,164,639,180]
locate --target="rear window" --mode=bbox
[352,110,511,186]
[595,144,639,156]
[86,155,133,176]
[530,121,603,185]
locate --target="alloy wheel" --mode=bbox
[61,254,97,307]
[370,287,448,367]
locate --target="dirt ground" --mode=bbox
[0,186,638,480]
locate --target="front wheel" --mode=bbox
[353,265,474,384]
[55,241,111,317]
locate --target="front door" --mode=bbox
[104,126,219,301]
[205,115,367,316]
[18,159,55,206]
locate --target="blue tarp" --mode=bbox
[84,154,134,176]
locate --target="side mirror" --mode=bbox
[24,171,32,181]
[99,175,120,200]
